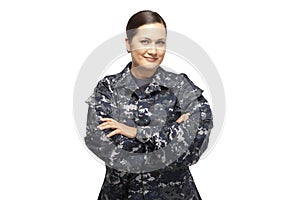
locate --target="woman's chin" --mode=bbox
[140,61,160,69]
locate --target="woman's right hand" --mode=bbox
[176,113,190,123]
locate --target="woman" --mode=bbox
[85,10,213,200]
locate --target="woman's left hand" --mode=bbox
[97,118,137,139]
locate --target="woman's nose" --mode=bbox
[147,45,157,55]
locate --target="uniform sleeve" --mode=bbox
[84,78,145,167]
[135,74,213,167]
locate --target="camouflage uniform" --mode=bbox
[85,62,213,200]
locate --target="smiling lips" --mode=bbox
[144,57,158,62]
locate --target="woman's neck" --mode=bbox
[130,64,158,79]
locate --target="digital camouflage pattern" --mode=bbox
[85,62,213,199]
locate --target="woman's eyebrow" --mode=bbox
[138,37,151,40]
[138,37,166,41]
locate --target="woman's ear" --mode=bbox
[125,37,131,53]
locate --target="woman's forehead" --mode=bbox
[135,24,166,39]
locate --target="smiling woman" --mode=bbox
[126,23,167,78]
[84,10,213,200]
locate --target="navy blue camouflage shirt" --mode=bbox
[85,62,213,200]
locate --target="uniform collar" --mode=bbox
[115,62,174,93]
[114,62,138,92]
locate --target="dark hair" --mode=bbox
[126,10,167,42]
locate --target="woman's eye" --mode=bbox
[140,40,150,45]
[156,41,165,46]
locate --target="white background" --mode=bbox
[1,1,299,199]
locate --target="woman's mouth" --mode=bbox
[144,57,158,62]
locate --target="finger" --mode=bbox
[98,123,118,130]
[99,121,117,126]
[176,116,183,123]
[184,113,190,117]
[182,114,189,121]
[100,118,115,122]
[98,121,112,127]
[176,113,190,123]
[106,129,121,138]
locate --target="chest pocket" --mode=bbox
[134,89,181,127]
[114,87,181,127]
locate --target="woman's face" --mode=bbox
[126,23,167,71]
